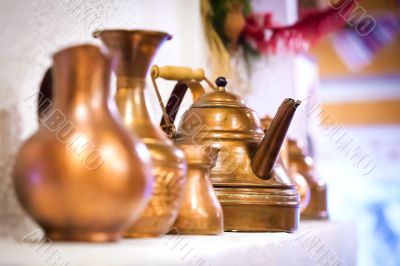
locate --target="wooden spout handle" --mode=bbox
[151,65,205,81]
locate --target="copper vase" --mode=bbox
[13,45,154,242]
[95,30,187,237]
[173,145,223,235]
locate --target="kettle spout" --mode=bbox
[251,98,301,180]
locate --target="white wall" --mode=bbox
[0,0,206,139]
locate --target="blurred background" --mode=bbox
[0,0,399,265]
[308,1,400,265]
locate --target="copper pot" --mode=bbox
[288,139,329,219]
[13,44,154,242]
[94,30,187,237]
[173,145,223,235]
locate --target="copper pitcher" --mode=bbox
[260,116,311,213]
[151,67,301,232]
[288,139,329,219]
[173,145,223,235]
[94,30,187,237]
[13,45,154,242]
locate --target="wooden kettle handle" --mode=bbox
[151,65,205,81]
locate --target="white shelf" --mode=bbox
[0,221,356,266]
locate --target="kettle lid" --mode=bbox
[192,77,247,108]
[176,76,264,142]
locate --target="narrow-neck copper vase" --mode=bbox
[13,45,154,242]
[95,30,187,237]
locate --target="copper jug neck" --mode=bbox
[96,30,172,142]
[52,44,112,113]
[115,82,155,130]
[116,77,146,90]
[115,74,150,132]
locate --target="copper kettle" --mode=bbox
[151,66,301,232]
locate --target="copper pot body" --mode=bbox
[173,145,223,235]
[13,45,154,242]
[96,30,186,237]
[288,139,329,219]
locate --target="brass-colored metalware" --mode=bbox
[288,139,329,219]
[173,145,223,235]
[95,30,187,237]
[151,67,301,232]
[13,44,154,242]
[260,116,310,213]
[290,171,311,213]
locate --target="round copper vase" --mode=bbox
[13,45,154,242]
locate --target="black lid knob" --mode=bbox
[215,77,227,87]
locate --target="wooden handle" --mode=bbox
[151,65,205,81]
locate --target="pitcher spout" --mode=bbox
[251,98,301,180]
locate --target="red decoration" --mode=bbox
[243,1,358,54]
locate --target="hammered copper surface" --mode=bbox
[173,145,223,235]
[157,74,301,232]
[95,30,186,237]
[13,45,154,242]
[288,139,329,219]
